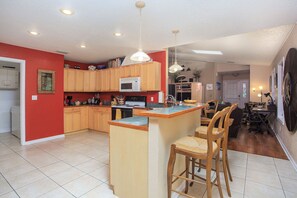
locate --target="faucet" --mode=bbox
[165,95,177,106]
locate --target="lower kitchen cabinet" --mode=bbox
[65,106,111,133]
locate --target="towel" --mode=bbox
[116,109,122,120]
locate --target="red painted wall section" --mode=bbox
[0,42,64,141]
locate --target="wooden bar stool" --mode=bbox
[194,104,237,197]
[167,109,228,198]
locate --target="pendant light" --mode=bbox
[169,30,183,73]
[130,1,150,62]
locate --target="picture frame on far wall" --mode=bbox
[38,69,55,93]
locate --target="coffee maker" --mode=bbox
[66,96,73,106]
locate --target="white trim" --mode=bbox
[24,134,65,145]
[0,57,26,145]
[274,132,297,172]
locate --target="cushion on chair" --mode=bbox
[174,136,218,154]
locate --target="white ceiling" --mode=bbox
[0,0,297,64]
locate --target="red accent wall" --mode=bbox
[0,43,64,141]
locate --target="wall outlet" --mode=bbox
[150,97,154,102]
[32,95,38,100]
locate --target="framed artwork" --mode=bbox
[206,83,213,90]
[38,69,55,93]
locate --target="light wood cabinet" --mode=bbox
[97,70,111,92]
[140,62,161,91]
[83,71,96,92]
[64,61,161,92]
[65,106,111,133]
[88,107,111,133]
[110,68,120,91]
[75,70,84,92]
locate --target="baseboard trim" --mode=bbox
[274,132,297,172]
[0,129,11,133]
[24,134,65,145]
[172,181,185,198]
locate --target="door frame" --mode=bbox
[0,56,26,145]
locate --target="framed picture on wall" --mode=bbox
[38,69,55,93]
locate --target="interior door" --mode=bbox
[223,80,249,108]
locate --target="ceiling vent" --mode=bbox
[55,50,68,55]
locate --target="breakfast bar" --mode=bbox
[109,104,205,198]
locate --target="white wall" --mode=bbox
[0,62,20,133]
[270,25,297,167]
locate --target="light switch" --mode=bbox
[150,97,154,102]
[32,95,38,100]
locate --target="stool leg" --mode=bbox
[185,156,190,194]
[206,158,212,198]
[226,152,233,181]
[216,152,223,198]
[167,145,176,198]
[190,158,196,187]
[198,159,202,172]
[222,149,231,197]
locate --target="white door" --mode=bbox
[223,80,249,108]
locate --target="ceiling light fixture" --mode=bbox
[192,50,223,55]
[114,32,123,37]
[80,45,86,48]
[60,9,74,15]
[28,31,39,36]
[130,1,150,62]
[169,30,183,73]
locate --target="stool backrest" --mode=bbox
[206,107,229,154]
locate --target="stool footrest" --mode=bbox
[172,189,196,198]
[172,174,205,185]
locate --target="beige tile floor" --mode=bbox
[1,131,297,198]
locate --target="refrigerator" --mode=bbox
[168,82,203,102]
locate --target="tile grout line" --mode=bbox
[273,158,287,198]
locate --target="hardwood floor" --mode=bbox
[228,125,288,160]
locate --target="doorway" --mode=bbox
[223,79,250,108]
[0,57,26,145]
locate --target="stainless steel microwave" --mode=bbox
[119,77,141,92]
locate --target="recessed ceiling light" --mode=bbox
[28,31,39,36]
[60,9,74,15]
[192,50,223,55]
[113,32,123,37]
[80,45,86,48]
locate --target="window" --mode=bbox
[277,57,285,125]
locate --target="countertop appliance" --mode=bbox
[119,77,141,92]
[111,96,146,120]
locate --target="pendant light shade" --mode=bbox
[169,30,182,73]
[130,1,150,62]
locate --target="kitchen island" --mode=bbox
[109,104,205,198]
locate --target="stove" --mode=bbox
[111,96,147,120]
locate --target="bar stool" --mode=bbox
[194,104,237,197]
[167,109,228,198]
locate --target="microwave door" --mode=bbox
[121,83,133,92]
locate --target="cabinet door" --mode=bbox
[67,69,76,91]
[96,71,101,91]
[130,64,141,77]
[140,64,148,91]
[140,62,161,91]
[64,109,73,133]
[6,70,18,89]
[83,71,90,92]
[93,109,101,131]
[75,70,84,91]
[103,109,111,133]
[64,69,68,91]
[100,70,110,92]
[0,69,6,88]
[72,109,81,131]
[88,107,95,130]
[80,107,88,129]
[89,71,97,91]
[110,68,120,91]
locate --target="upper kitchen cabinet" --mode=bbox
[140,62,161,91]
[75,70,84,92]
[64,69,76,92]
[110,67,120,91]
[83,70,96,92]
[97,69,111,92]
[0,68,19,89]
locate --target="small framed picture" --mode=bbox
[206,83,213,91]
[38,69,55,93]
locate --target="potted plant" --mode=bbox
[193,69,202,82]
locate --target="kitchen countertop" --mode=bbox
[109,116,148,131]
